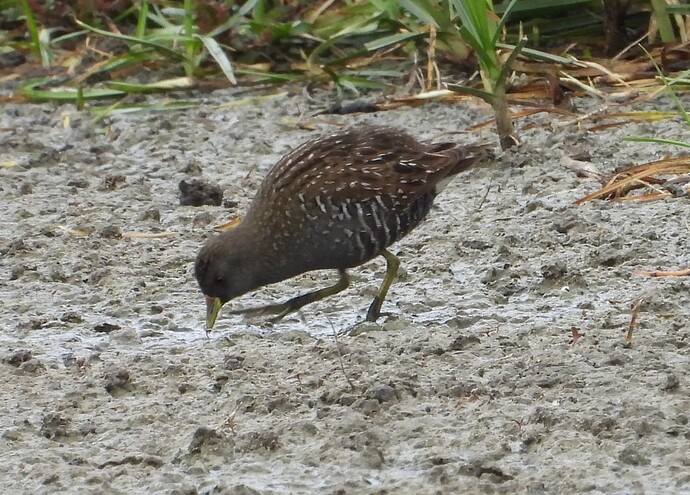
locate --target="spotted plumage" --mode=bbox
[195,125,487,330]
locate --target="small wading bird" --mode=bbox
[195,125,487,332]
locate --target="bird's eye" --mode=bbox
[215,276,224,284]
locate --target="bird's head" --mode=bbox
[194,231,257,331]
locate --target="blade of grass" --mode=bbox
[364,31,423,51]
[453,0,491,47]
[491,0,520,46]
[136,0,149,38]
[197,35,236,84]
[494,0,591,14]
[73,18,185,60]
[208,0,263,38]
[624,137,690,148]
[183,0,195,76]
[446,83,495,101]
[559,71,606,98]
[107,76,196,93]
[52,30,89,45]
[17,0,41,64]
[639,44,690,125]
[497,43,579,65]
[37,28,55,67]
[651,0,676,42]
[76,86,84,110]
[232,68,303,83]
[398,0,445,27]
[495,36,528,91]
[336,74,390,90]
[21,78,126,102]
[72,50,158,84]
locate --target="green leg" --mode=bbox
[366,249,400,321]
[227,270,350,322]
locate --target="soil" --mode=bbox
[1,87,689,495]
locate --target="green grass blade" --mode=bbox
[232,69,303,83]
[368,0,402,17]
[73,18,185,60]
[21,78,126,102]
[146,4,177,29]
[495,36,527,88]
[183,0,195,76]
[17,0,41,63]
[446,83,495,103]
[558,72,605,99]
[623,137,690,148]
[491,0,520,47]
[666,5,690,13]
[197,35,236,84]
[498,43,577,65]
[328,19,381,39]
[107,76,195,93]
[237,0,263,18]
[207,0,262,37]
[494,0,591,14]
[364,32,423,51]
[136,0,149,38]
[650,0,676,42]
[78,49,157,78]
[37,28,55,66]
[52,30,89,45]
[336,74,390,90]
[398,0,445,27]
[452,0,492,51]
[349,69,405,78]
[76,86,84,111]
[639,44,690,125]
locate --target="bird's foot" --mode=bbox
[365,297,384,321]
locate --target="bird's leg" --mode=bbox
[227,270,350,322]
[366,249,400,321]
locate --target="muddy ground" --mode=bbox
[1,87,689,495]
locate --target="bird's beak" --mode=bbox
[205,295,224,331]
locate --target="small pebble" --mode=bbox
[140,208,161,222]
[367,384,398,403]
[6,349,32,367]
[67,178,89,188]
[9,265,24,280]
[99,174,127,190]
[98,224,122,239]
[181,162,203,175]
[179,178,223,206]
[18,182,33,195]
[192,211,213,227]
[103,369,132,394]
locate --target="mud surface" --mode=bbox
[1,88,690,494]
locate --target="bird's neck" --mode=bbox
[232,217,301,289]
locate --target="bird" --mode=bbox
[195,125,487,331]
